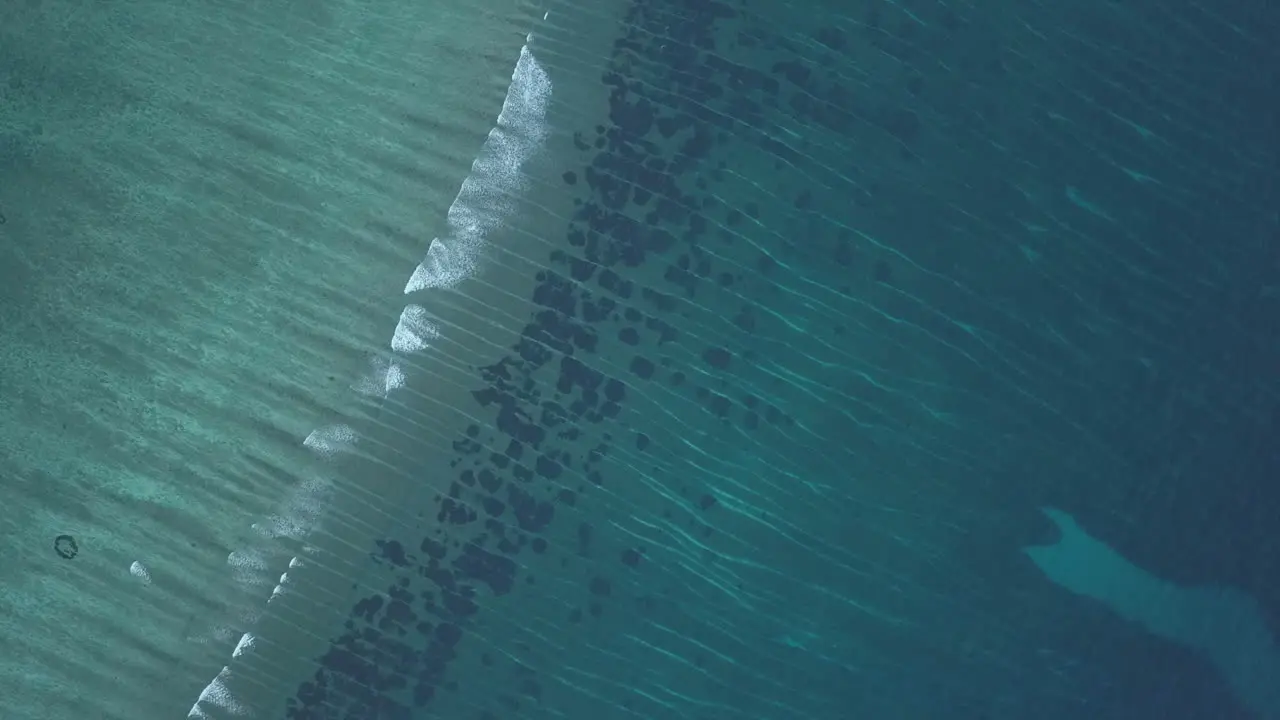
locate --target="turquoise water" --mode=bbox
[3,0,1277,717]
[259,1,1278,718]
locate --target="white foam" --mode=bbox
[252,514,307,543]
[129,560,152,585]
[226,549,268,572]
[227,549,271,588]
[404,40,551,294]
[405,239,473,292]
[253,477,332,542]
[187,667,248,718]
[384,362,406,393]
[391,304,441,353]
[231,633,256,658]
[302,424,358,459]
[352,355,406,397]
[269,571,293,603]
[186,39,553,718]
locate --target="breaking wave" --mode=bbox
[185,36,552,719]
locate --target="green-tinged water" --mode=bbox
[1,0,1277,718]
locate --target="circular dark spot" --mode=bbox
[375,539,409,566]
[621,548,642,567]
[702,346,732,370]
[562,171,578,185]
[481,496,506,517]
[698,494,717,511]
[54,534,78,559]
[357,595,386,621]
[589,577,612,596]
[629,355,655,379]
[531,537,548,554]
[603,378,626,403]
[435,622,462,647]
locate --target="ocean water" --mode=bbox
[0,0,1277,718]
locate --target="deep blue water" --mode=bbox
[276,0,1280,718]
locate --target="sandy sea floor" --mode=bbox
[0,0,598,716]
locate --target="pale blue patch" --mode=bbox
[1024,507,1280,719]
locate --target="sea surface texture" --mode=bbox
[0,0,1276,718]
